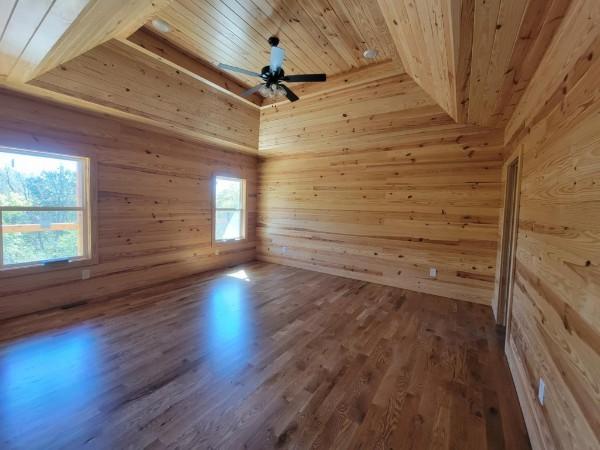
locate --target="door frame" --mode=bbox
[496,149,522,339]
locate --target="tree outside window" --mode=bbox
[0,148,90,269]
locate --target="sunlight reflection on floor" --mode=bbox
[226,269,251,281]
[204,276,254,376]
[0,325,102,444]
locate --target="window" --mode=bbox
[214,176,245,242]
[0,147,91,269]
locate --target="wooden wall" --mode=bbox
[257,75,505,305]
[495,0,600,448]
[0,90,257,320]
[30,39,259,154]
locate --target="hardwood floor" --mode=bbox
[0,262,530,449]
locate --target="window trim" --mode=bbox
[0,146,97,277]
[212,174,247,245]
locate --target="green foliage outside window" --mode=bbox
[1,163,80,265]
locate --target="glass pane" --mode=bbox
[0,149,83,207]
[2,210,83,266]
[215,210,242,241]
[215,177,242,209]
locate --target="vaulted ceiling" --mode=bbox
[0,0,171,83]
[0,0,583,154]
[377,0,573,127]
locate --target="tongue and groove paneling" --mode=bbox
[494,1,600,448]
[377,0,572,127]
[0,91,257,320]
[258,75,504,305]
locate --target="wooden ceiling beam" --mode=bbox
[2,0,173,84]
[124,29,262,108]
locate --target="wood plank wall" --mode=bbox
[257,75,505,304]
[0,90,257,320]
[493,1,600,448]
[30,39,259,154]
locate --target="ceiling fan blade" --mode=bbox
[280,84,299,102]
[283,73,327,82]
[241,84,265,97]
[270,46,285,72]
[218,63,262,78]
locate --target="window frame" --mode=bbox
[0,146,97,276]
[212,174,247,245]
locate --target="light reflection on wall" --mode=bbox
[0,326,101,446]
[204,277,254,376]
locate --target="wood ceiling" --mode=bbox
[146,0,399,87]
[0,0,170,83]
[0,0,582,154]
[377,0,573,128]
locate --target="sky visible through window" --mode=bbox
[215,177,243,241]
[0,152,77,176]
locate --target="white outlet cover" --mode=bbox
[81,269,90,280]
[429,267,437,278]
[538,378,545,405]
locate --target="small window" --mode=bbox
[214,176,245,242]
[0,147,91,269]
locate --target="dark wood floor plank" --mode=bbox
[0,262,530,450]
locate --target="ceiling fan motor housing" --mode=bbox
[261,65,284,86]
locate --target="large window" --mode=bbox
[214,176,246,242]
[0,147,91,269]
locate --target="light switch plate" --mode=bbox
[81,269,90,280]
[429,267,437,278]
[538,378,545,405]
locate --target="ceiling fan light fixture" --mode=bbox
[276,85,287,97]
[151,18,172,33]
[363,48,379,59]
[258,85,270,97]
[258,84,287,98]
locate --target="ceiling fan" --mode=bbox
[218,36,327,102]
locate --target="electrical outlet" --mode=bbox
[282,246,287,253]
[429,267,437,278]
[81,269,90,280]
[215,249,220,256]
[538,378,545,405]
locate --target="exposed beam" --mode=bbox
[124,29,262,108]
[2,0,173,83]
